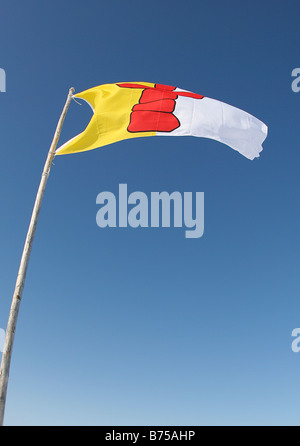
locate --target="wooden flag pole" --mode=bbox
[0,87,75,426]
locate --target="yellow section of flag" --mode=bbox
[56,82,156,155]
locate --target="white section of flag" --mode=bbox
[159,95,268,160]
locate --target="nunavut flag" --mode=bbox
[56,82,268,160]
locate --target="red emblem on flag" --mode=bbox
[117,83,204,133]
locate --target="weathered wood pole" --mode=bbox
[0,87,75,425]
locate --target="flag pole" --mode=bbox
[0,87,75,426]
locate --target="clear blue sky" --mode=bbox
[0,0,300,426]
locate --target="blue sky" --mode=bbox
[0,0,300,426]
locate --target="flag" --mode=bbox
[56,82,268,160]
